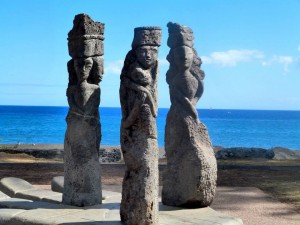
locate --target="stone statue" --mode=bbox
[162,22,217,207]
[63,14,104,207]
[119,26,161,225]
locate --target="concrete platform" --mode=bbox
[0,178,243,224]
[0,177,62,203]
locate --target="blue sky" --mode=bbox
[0,0,299,110]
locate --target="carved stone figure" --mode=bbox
[63,14,104,207]
[162,22,217,207]
[119,27,161,225]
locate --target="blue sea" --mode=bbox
[0,106,300,150]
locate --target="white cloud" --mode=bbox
[202,49,264,67]
[262,55,294,73]
[202,49,295,74]
[105,60,124,75]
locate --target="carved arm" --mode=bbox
[170,85,198,119]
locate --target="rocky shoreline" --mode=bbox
[0,144,300,162]
[215,146,300,160]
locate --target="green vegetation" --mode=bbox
[217,159,300,212]
[258,176,300,211]
[218,159,300,166]
[0,144,19,150]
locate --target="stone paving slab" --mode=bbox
[15,189,62,203]
[0,177,33,196]
[0,209,26,224]
[51,176,121,200]
[159,205,243,225]
[0,196,243,225]
[0,178,243,225]
[0,177,62,203]
[0,198,70,210]
[1,202,243,225]
[10,208,83,225]
[0,191,9,200]
[51,176,63,193]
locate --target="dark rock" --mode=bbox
[271,147,300,160]
[216,147,275,159]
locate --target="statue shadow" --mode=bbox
[59,222,121,225]
[0,199,120,210]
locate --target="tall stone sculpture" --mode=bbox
[119,27,161,225]
[63,14,104,207]
[162,22,217,207]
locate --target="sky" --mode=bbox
[0,0,299,110]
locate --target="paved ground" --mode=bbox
[33,184,300,225]
[211,187,300,225]
[0,159,299,224]
[1,182,242,225]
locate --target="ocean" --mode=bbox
[0,106,300,150]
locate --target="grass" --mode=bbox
[217,159,300,212]
[218,159,300,166]
[0,144,17,150]
[258,176,300,211]
[0,152,61,163]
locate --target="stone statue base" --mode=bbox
[120,133,159,224]
[63,13,104,207]
[162,108,217,207]
[63,113,102,207]
[0,179,243,225]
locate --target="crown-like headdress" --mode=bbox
[132,26,162,49]
[167,22,194,48]
[68,14,105,58]
[68,14,104,41]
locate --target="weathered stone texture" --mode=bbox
[162,22,217,207]
[63,14,104,207]
[119,26,161,225]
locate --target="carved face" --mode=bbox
[91,56,104,84]
[174,46,193,70]
[136,46,158,69]
[74,57,93,82]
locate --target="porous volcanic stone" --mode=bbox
[63,14,104,207]
[162,22,217,208]
[119,26,161,225]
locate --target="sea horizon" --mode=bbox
[1,104,300,112]
[1,105,300,150]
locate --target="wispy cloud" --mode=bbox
[202,49,297,74]
[262,55,294,73]
[105,60,124,75]
[202,49,264,67]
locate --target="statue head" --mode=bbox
[131,27,161,69]
[136,46,158,69]
[173,46,194,71]
[166,22,205,85]
[74,57,93,82]
[68,56,103,86]
[67,14,104,86]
